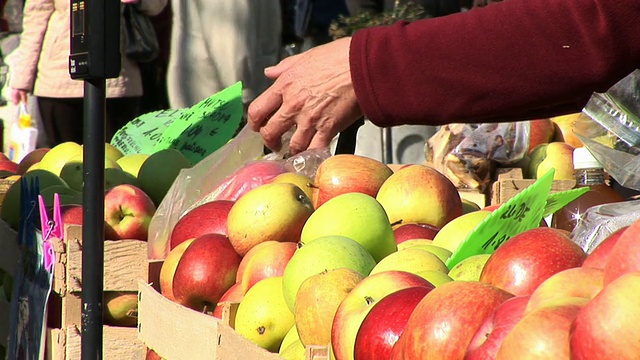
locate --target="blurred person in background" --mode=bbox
[167,0,282,113]
[8,0,167,147]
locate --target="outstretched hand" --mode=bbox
[247,37,363,154]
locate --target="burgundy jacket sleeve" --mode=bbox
[350,0,640,127]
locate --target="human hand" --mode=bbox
[247,37,363,154]
[8,88,28,105]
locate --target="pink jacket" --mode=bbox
[10,0,167,98]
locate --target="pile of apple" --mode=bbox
[0,142,193,328]
[154,151,640,360]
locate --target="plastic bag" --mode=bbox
[122,3,159,63]
[571,200,640,253]
[147,125,330,259]
[8,103,38,163]
[575,70,640,191]
[425,122,530,191]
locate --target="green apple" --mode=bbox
[116,153,150,178]
[137,149,193,206]
[282,235,376,311]
[235,276,295,353]
[0,169,69,230]
[104,168,140,190]
[39,185,82,207]
[402,243,452,263]
[227,182,314,256]
[38,141,82,176]
[59,153,122,192]
[369,248,449,276]
[447,253,491,281]
[270,172,315,202]
[300,192,396,262]
[431,210,492,253]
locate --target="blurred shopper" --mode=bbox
[167,0,282,110]
[8,0,167,146]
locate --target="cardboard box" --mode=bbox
[491,168,576,205]
[138,281,331,360]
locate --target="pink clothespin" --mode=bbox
[38,194,62,272]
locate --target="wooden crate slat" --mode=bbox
[65,225,147,293]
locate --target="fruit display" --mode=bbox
[145,151,640,360]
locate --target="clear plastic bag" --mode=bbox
[147,125,330,259]
[571,200,640,253]
[425,122,530,191]
[575,70,640,191]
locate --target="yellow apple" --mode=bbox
[116,153,150,178]
[369,248,449,276]
[396,239,434,251]
[270,172,315,202]
[401,243,452,263]
[529,142,575,180]
[415,270,454,287]
[376,164,463,229]
[235,276,295,352]
[551,112,590,148]
[227,182,314,256]
[279,324,301,354]
[447,253,491,281]
[431,210,492,253]
[294,268,364,347]
[105,143,125,162]
[38,141,82,176]
[59,153,122,192]
[159,238,196,302]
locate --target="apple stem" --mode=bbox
[126,309,138,318]
[307,183,318,189]
[390,219,404,227]
[364,296,375,305]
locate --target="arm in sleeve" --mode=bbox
[8,0,54,92]
[350,0,640,127]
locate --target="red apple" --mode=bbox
[168,200,234,250]
[235,240,297,293]
[212,282,246,319]
[496,297,588,359]
[16,148,50,175]
[354,286,432,360]
[527,119,556,153]
[582,226,628,269]
[171,233,241,312]
[524,266,603,314]
[397,281,513,359]
[59,204,83,226]
[104,184,157,241]
[331,271,434,360]
[0,160,18,174]
[146,348,162,360]
[159,238,196,302]
[0,152,9,161]
[376,164,463,229]
[212,160,288,201]
[465,295,530,360]
[570,272,640,360]
[312,154,393,208]
[479,227,587,296]
[603,218,640,285]
[393,222,440,244]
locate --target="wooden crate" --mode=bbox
[138,281,331,360]
[0,219,19,348]
[45,225,148,360]
[490,168,576,205]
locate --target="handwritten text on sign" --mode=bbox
[445,169,555,269]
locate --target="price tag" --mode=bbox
[543,187,590,217]
[155,82,243,164]
[110,109,186,155]
[445,169,555,269]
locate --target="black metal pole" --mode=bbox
[82,78,106,359]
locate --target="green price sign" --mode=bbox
[110,109,186,155]
[155,82,243,164]
[446,169,555,269]
[110,82,243,163]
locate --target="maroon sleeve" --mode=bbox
[350,0,640,127]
